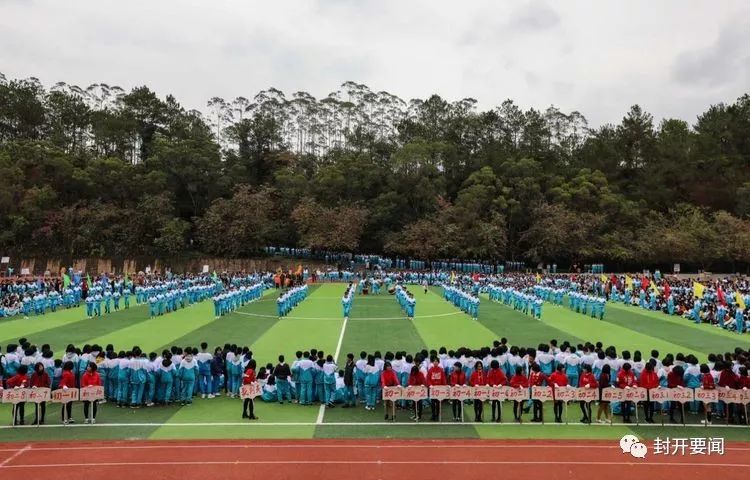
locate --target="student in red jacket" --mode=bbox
[381,361,400,421]
[81,362,102,423]
[617,363,637,423]
[638,361,659,423]
[548,364,569,423]
[509,366,528,422]
[578,364,597,424]
[407,365,427,421]
[699,364,715,424]
[596,364,612,424]
[528,363,546,423]
[469,362,487,422]
[667,364,685,423]
[30,362,51,425]
[717,362,738,423]
[487,360,507,423]
[449,361,466,422]
[7,365,29,426]
[426,357,446,421]
[59,361,76,425]
[242,359,258,420]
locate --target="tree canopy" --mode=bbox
[1,73,749,270]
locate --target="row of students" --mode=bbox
[276,284,309,318]
[441,284,480,320]
[394,285,416,320]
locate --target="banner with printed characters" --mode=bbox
[240,382,263,400]
[601,387,624,402]
[52,388,80,403]
[382,386,404,401]
[450,385,473,401]
[27,387,51,403]
[2,388,30,404]
[429,385,451,401]
[622,387,647,402]
[505,386,530,401]
[403,385,429,401]
[531,386,553,402]
[471,385,491,401]
[694,388,718,403]
[553,386,578,402]
[80,386,105,402]
[666,388,694,403]
[573,387,599,402]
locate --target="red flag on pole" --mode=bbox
[717,285,726,306]
[663,281,671,298]
[641,276,650,291]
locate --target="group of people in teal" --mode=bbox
[275,284,309,318]
[442,284,480,320]
[395,285,416,320]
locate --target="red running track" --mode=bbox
[0,439,748,480]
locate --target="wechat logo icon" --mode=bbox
[620,434,647,459]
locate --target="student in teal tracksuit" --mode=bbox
[298,353,314,405]
[179,351,198,405]
[364,356,380,410]
[313,359,325,404]
[322,355,338,407]
[158,357,175,404]
[129,349,147,407]
[292,351,303,402]
[116,352,131,407]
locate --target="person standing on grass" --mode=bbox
[322,355,337,408]
[469,361,487,422]
[343,353,356,408]
[59,361,76,424]
[596,364,612,423]
[578,364,597,424]
[242,359,258,420]
[363,356,380,411]
[380,361,400,420]
[178,350,197,406]
[449,361,466,422]
[82,362,102,423]
[408,365,428,421]
[7,364,29,425]
[427,356,446,421]
[509,366,528,422]
[487,359,508,423]
[548,364,568,423]
[196,342,213,399]
[617,363,636,423]
[699,363,715,424]
[30,362,50,425]
[528,363,546,423]
[275,355,292,404]
[638,361,659,423]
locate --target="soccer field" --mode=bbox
[1,283,749,442]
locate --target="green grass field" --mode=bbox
[1,283,748,442]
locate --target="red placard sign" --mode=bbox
[648,387,671,402]
[601,387,624,402]
[52,388,79,404]
[472,385,490,401]
[488,386,506,401]
[505,387,530,401]
[450,385,473,401]
[2,388,29,404]
[666,388,694,403]
[382,386,403,401]
[80,386,105,402]
[717,388,742,404]
[573,387,599,402]
[553,386,578,402]
[694,388,718,403]
[240,382,263,400]
[27,387,51,403]
[404,385,428,401]
[622,387,647,402]
[430,385,451,401]
[531,386,553,402]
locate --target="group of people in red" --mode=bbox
[5,361,102,426]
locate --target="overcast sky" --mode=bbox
[1,0,748,127]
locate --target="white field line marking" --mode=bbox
[1,460,749,468]
[235,311,461,320]
[0,444,30,467]
[315,308,349,424]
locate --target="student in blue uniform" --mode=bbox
[178,349,198,406]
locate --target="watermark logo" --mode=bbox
[620,434,648,458]
[619,435,725,458]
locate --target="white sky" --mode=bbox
[1,0,748,127]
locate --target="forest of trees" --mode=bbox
[1,72,749,270]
